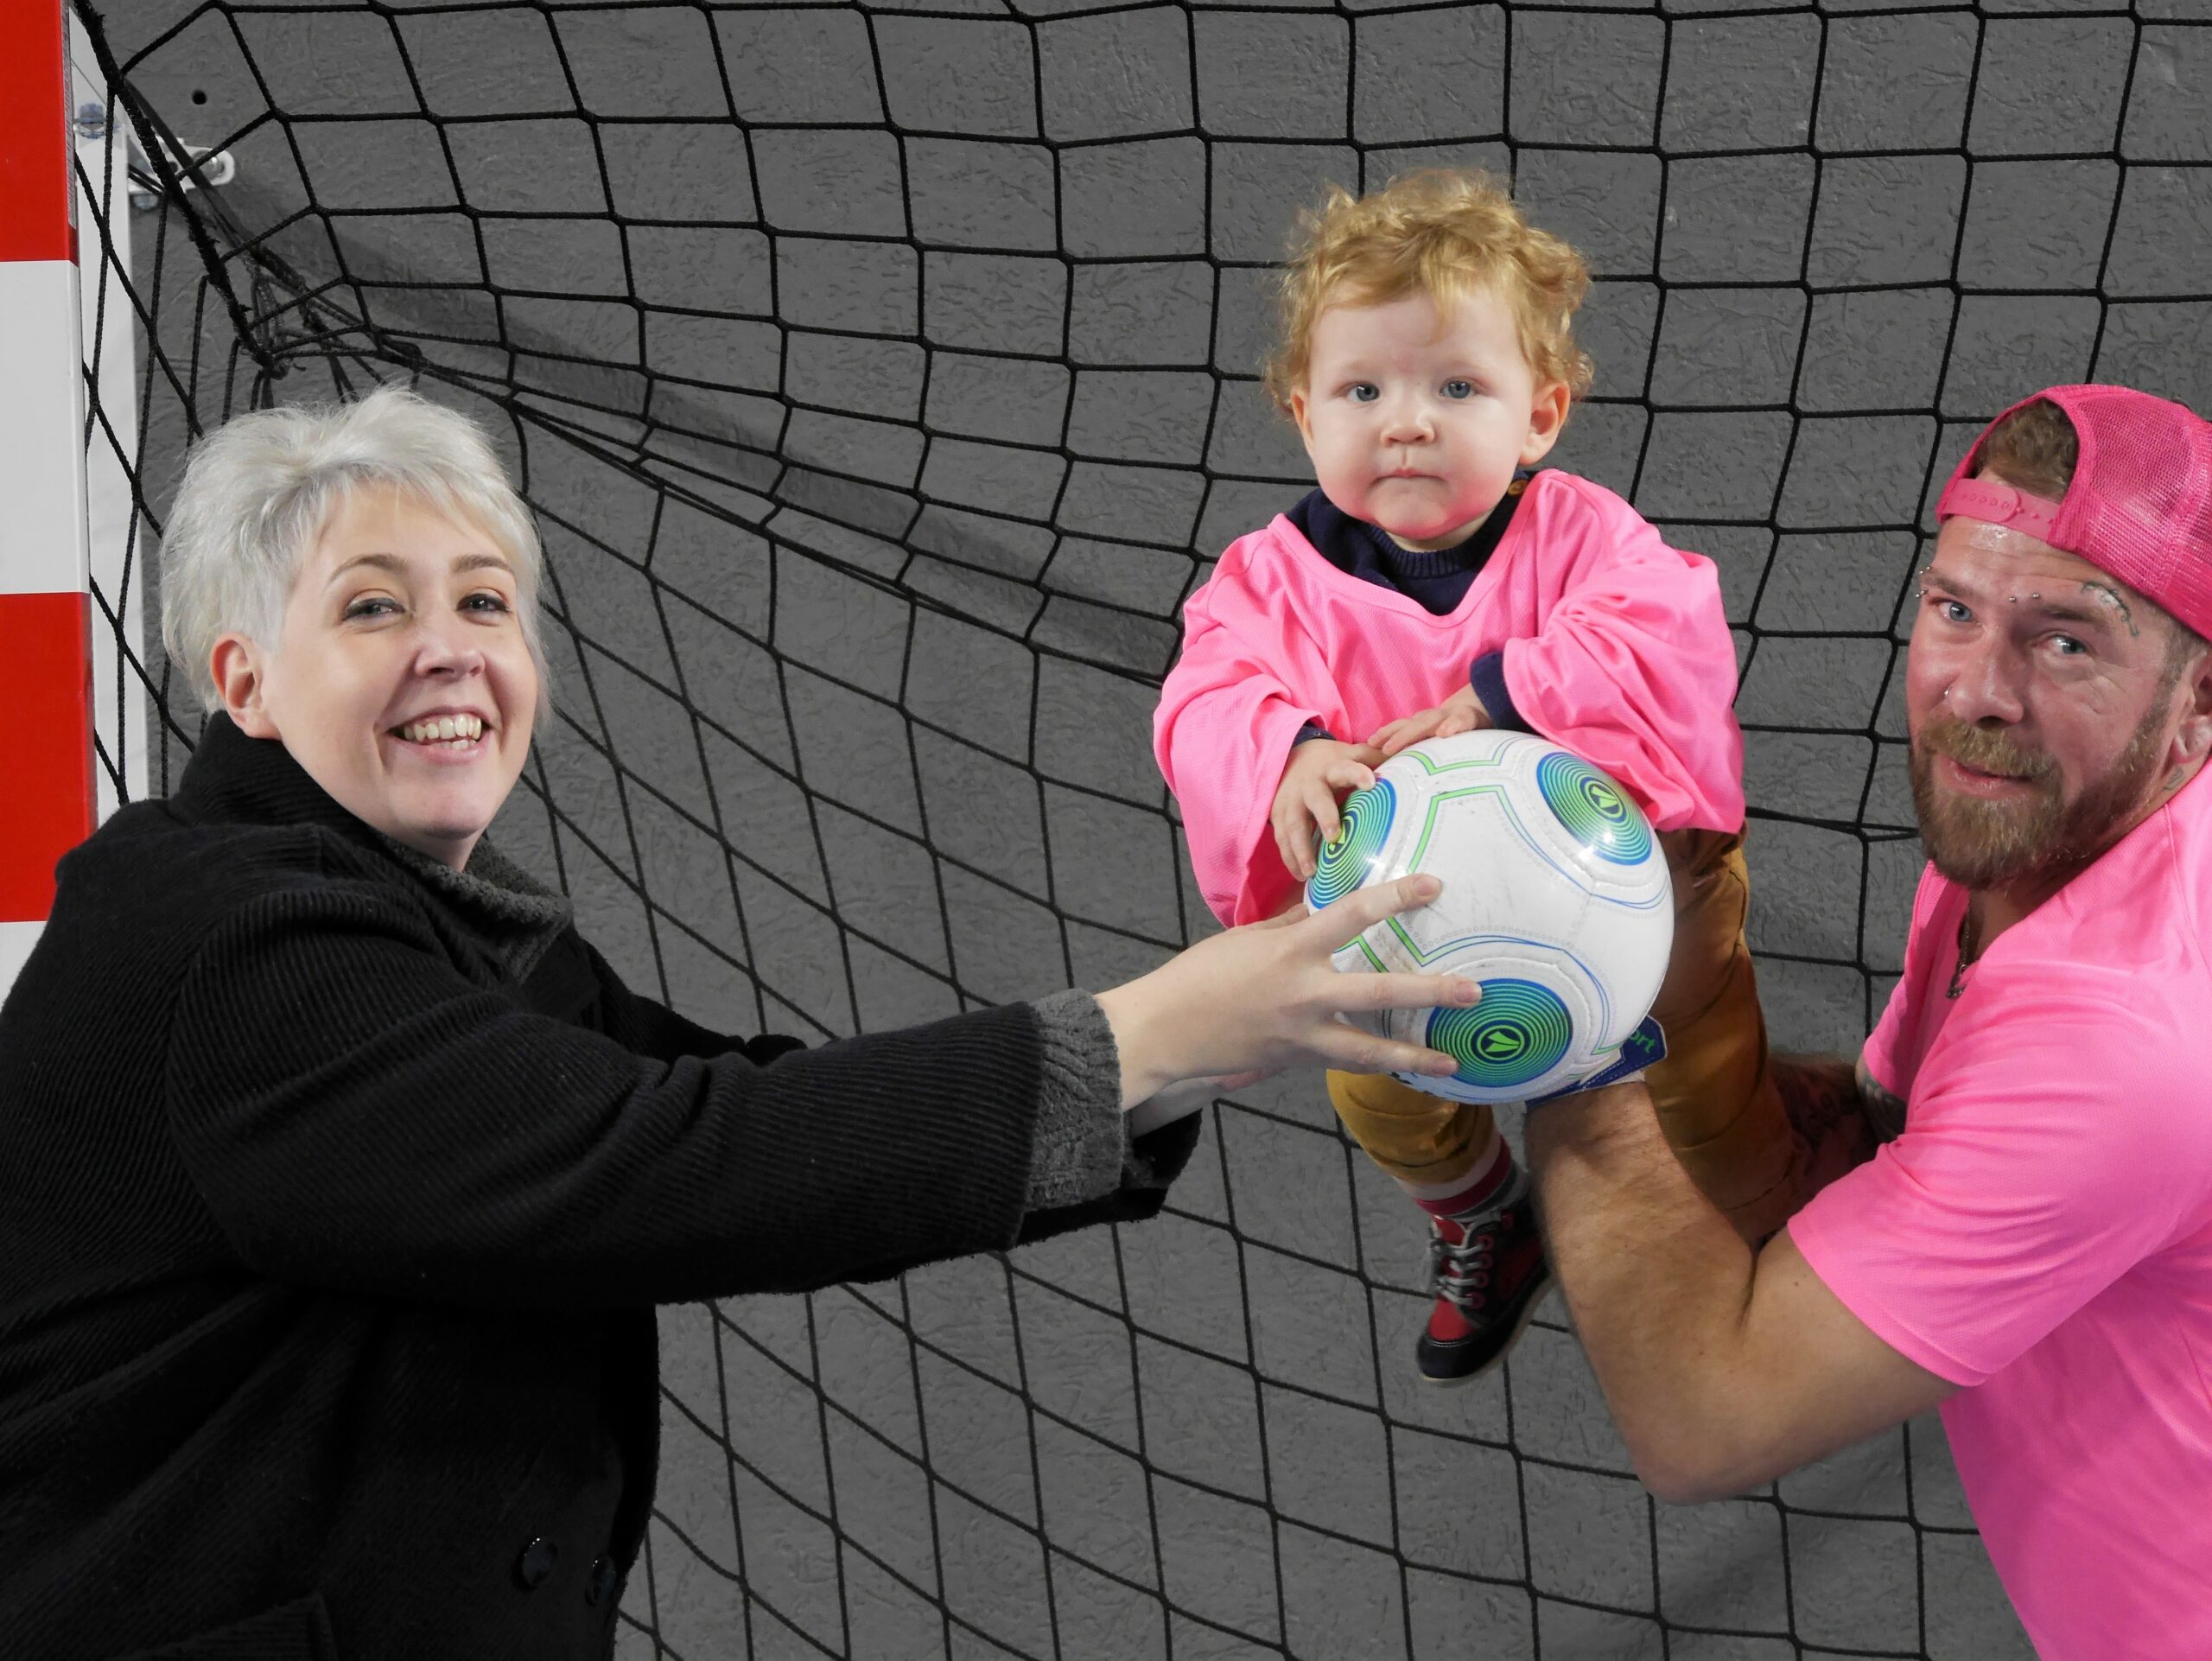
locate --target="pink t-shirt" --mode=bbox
[1155,469,1746,926]
[1791,772,2212,1659]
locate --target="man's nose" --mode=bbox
[1942,637,2027,728]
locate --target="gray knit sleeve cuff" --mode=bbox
[1024,989,1129,1211]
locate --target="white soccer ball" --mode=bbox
[1306,729,1675,1105]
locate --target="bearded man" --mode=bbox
[1522,385,2212,1660]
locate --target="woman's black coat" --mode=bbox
[0,716,1191,1660]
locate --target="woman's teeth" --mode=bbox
[397,714,484,745]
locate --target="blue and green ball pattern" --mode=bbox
[1426,979,1575,1093]
[1535,752,1652,866]
[1307,779,1395,909]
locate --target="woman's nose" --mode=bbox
[413,618,486,678]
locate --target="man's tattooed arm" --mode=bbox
[1855,1061,1908,1143]
[1771,1054,1907,1198]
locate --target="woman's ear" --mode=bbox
[211,634,279,739]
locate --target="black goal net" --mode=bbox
[72,1,2203,1653]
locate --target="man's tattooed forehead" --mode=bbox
[1913,563,2141,635]
[2079,580,2139,637]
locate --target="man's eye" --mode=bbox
[2050,634,2087,657]
[1347,384,1379,404]
[1442,380,1472,399]
[1938,600,1972,624]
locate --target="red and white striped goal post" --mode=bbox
[0,0,97,990]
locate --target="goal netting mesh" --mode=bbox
[73,1,2208,1654]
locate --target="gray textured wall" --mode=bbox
[86,1,2209,1656]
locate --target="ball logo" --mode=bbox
[1478,1027,1526,1061]
[1427,980,1573,1091]
[1307,779,1395,909]
[1535,752,1652,865]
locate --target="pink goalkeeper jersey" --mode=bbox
[1792,772,2212,1659]
[1156,469,1746,926]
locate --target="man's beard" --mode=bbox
[1909,700,2171,891]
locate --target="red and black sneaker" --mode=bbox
[1415,1174,1553,1384]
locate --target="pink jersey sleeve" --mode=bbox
[1497,480,1745,833]
[1791,969,2212,1385]
[1154,534,1326,927]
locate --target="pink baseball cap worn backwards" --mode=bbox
[1936,383,2212,641]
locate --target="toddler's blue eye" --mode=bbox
[1443,380,1472,399]
[1348,384,1379,404]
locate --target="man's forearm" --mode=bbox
[1528,1057,1913,1500]
[1525,1083,1761,1497]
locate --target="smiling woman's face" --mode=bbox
[213,483,539,869]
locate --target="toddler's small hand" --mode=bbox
[1369,685,1491,758]
[1270,739,1385,881]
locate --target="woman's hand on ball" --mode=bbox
[1271,739,1385,881]
[1095,874,1475,1109]
[1369,686,1491,758]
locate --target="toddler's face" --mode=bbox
[1290,288,1567,551]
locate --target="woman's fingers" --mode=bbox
[1389,1043,1465,1079]
[1305,872,1440,937]
[1288,878,1453,987]
[1306,1025,1464,1079]
[1354,970,1480,1011]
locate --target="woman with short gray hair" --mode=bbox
[160,380,555,718]
[0,385,1471,1660]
